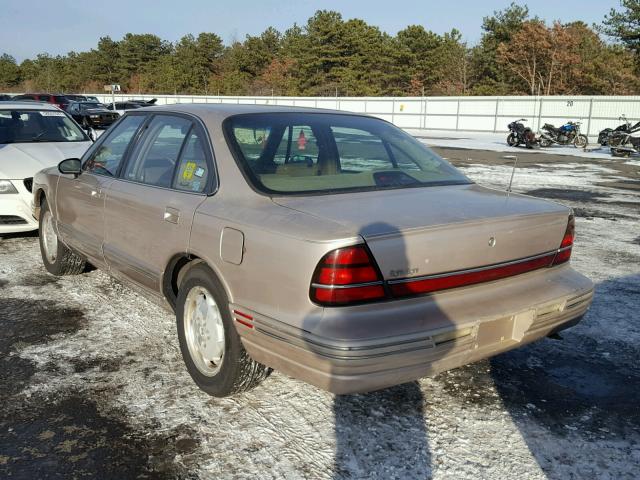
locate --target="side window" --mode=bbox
[123,115,192,188]
[84,115,145,176]
[231,126,271,162]
[173,130,210,193]
[332,127,393,172]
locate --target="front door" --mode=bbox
[55,115,146,267]
[103,114,214,294]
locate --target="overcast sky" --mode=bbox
[0,0,620,62]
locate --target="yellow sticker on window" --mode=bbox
[182,162,197,181]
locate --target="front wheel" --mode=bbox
[506,133,519,147]
[539,137,553,148]
[574,134,588,148]
[39,199,86,276]
[176,265,270,397]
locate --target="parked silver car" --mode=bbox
[32,104,593,396]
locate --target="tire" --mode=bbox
[39,198,86,276]
[539,137,553,148]
[611,148,631,158]
[506,133,519,147]
[176,264,270,397]
[598,129,611,146]
[574,134,588,148]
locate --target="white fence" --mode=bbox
[92,94,640,138]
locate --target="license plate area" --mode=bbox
[476,310,535,346]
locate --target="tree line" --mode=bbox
[1,2,639,97]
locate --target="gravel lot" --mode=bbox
[1,146,639,479]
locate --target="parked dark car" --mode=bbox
[106,101,146,116]
[12,93,71,110]
[66,101,119,129]
[65,94,101,103]
[107,98,158,116]
[0,94,13,101]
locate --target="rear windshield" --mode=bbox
[225,113,470,195]
[0,109,88,144]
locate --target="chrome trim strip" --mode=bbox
[388,250,558,285]
[557,245,572,253]
[311,281,384,290]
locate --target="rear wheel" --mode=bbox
[574,134,588,148]
[176,265,270,397]
[39,199,86,276]
[611,148,631,158]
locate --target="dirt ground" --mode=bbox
[1,147,639,479]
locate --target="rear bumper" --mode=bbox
[234,265,593,394]
[0,188,38,234]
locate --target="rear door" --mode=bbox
[55,114,146,267]
[103,114,214,293]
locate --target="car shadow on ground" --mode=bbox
[334,382,430,478]
[489,273,640,478]
[321,222,457,478]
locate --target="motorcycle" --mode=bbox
[539,121,588,148]
[506,119,537,149]
[610,131,640,158]
[598,115,640,146]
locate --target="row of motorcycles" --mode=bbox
[507,119,587,149]
[506,115,640,157]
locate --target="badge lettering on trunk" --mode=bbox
[488,236,497,247]
[389,267,419,278]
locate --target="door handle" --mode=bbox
[164,207,180,224]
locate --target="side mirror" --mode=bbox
[58,158,82,177]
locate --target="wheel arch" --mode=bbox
[33,187,47,219]
[162,253,233,312]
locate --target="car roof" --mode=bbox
[134,103,360,121]
[0,101,63,110]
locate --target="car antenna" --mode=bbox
[503,155,518,193]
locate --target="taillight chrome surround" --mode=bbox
[310,245,386,306]
[310,214,576,306]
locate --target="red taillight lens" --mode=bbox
[310,245,386,306]
[553,214,574,265]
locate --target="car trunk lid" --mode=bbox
[273,184,570,281]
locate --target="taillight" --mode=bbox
[310,245,386,306]
[553,214,574,265]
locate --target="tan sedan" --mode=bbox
[32,104,593,396]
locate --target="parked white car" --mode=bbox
[0,102,92,233]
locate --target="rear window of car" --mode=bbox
[225,113,470,195]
